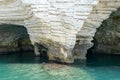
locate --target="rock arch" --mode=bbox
[0,0,99,63]
[2,0,120,63]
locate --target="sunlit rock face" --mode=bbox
[1,0,120,63]
[22,0,98,63]
[75,0,120,60]
[0,0,98,63]
[88,8,120,54]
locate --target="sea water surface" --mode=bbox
[0,52,120,80]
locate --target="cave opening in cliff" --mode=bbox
[34,43,49,62]
[39,44,49,62]
[86,7,120,66]
[0,23,34,55]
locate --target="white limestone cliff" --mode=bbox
[0,0,119,63]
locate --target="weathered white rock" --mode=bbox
[0,0,99,63]
[2,0,120,63]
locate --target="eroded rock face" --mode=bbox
[1,0,120,63]
[0,0,99,63]
[34,39,74,63]
[0,24,33,53]
[88,8,120,54]
[75,0,120,60]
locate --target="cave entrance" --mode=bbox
[34,43,49,62]
[0,24,50,63]
[0,24,33,54]
[39,45,49,62]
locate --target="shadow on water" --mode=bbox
[86,50,120,67]
[0,52,49,64]
[68,55,120,69]
[69,48,120,67]
[1,52,120,68]
[1,51,120,66]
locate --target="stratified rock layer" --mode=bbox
[0,0,99,63]
[0,0,120,63]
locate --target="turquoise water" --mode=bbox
[0,52,120,80]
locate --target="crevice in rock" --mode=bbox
[34,42,49,62]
